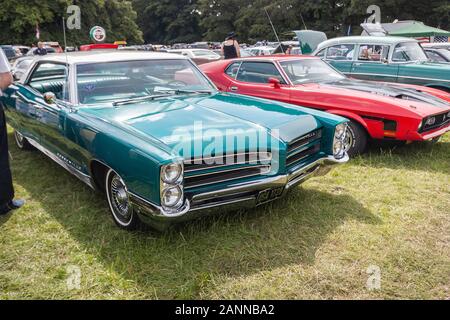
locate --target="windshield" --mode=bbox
[76,59,214,104]
[280,59,346,84]
[1,47,16,59]
[392,42,428,62]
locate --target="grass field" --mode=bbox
[0,126,449,300]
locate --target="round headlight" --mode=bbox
[161,163,182,184]
[335,123,347,140]
[333,139,344,158]
[426,117,436,126]
[162,186,183,208]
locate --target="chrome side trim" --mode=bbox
[26,137,96,189]
[348,72,450,83]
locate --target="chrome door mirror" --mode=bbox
[12,71,22,81]
[43,92,56,105]
[382,58,389,64]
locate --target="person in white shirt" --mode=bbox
[0,48,25,215]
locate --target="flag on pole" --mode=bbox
[434,36,449,43]
[36,24,40,40]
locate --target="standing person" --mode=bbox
[34,42,48,56]
[222,32,241,60]
[286,45,293,55]
[0,48,25,216]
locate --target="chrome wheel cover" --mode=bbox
[14,131,25,148]
[109,173,132,225]
[343,127,354,153]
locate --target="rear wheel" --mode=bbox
[105,169,141,230]
[14,130,33,150]
[344,121,368,157]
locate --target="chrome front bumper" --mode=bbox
[130,155,349,229]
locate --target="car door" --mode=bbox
[350,44,399,82]
[1,63,58,144]
[226,61,291,104]
[324,44,356,75]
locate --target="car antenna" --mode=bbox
[264,7,285,54]
[299,12,308,30]
[62,16,70,103]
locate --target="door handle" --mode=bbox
[353,63,363,67]
[230,86,238,92]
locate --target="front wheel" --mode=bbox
[430,136,442,144]
[105,169,141,230]
[14,130,34,150]
[344,121,368,157]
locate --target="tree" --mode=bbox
[0,0,143,46]
[133,0,202,44]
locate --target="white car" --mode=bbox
[168,49,221,65]
[248,46,275,56]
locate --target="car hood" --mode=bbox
[78,93,324,159]
[322,78,449,108]
[400,61,450,81]
[309,78,450,117]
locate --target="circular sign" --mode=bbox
[90,26,106,43]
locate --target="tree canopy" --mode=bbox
[0,0,448,45]
[0,0,143,46]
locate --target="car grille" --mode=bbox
[184,152,272,189]
[286,129,322,168]
[420,112,450,133]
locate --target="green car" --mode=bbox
[313,36,450,92]
[1,51,349,230]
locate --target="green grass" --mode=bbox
[1,126,449,300]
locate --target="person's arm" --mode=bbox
[0,49,12,91]
[0,73,13,91]
[235,41,241,58]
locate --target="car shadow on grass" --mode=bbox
[8,132,381,299]
[361,138,450,174]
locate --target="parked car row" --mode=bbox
[1,35,449,231]
[1,51,350,230]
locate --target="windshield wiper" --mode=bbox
[154,88,214,95]
[113,94,171,106]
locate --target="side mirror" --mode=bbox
[382,58,389,64]
[43,92,56,105]
[268,77,281,88]
[12,71,22,81]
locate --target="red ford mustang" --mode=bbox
[201,56,450,156]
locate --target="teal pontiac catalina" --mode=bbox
[313,36,450,92]
[0,51,349,230]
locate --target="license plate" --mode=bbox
[256,187,285,205]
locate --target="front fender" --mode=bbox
[64,112,176,206]
[326,109,372,135]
